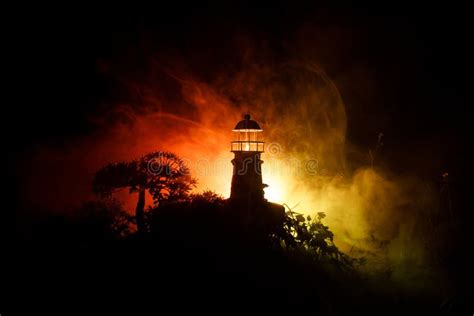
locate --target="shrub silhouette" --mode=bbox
[277,209,358,271]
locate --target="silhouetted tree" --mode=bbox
[93,151,197,234]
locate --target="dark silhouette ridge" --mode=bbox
[14,192,455,315]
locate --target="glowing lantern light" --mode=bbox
[231,114,264,152]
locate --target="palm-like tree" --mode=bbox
[93,151,197,234]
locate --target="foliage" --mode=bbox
[93,151,197,204]
[277,208,360,271]
[186,190,226,207]
[92,151,197,233]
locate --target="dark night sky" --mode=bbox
[14,5,469,133]
[9,2,471,204]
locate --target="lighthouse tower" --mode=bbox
[230,114,266,203]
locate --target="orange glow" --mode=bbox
[22,61,435,276]
[22,64,345,219]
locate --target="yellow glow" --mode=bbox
[263,173,286,204]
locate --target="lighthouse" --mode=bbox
[228,114,285,232]
[230,114,266,203]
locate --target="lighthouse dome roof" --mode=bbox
[233,114,262,131]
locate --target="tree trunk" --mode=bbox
[135,188,146,235]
